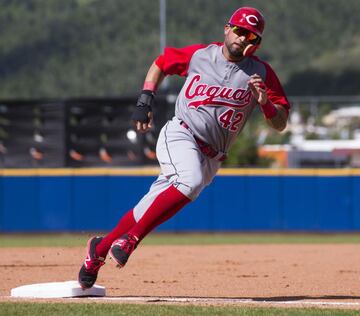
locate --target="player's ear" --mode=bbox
[224,25,230,35]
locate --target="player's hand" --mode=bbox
[132,90,154,133]
[135,112,153,133]
[248,74,267,106]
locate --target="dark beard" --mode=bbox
[225,41,244,58]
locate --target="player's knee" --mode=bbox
[178,173,204,200]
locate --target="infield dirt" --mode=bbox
[1,244,360,308]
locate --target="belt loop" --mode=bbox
[213,152,227,162]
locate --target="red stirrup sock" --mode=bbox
[95,209,136,258]
[148,196,190,231]
[128,185,191,241]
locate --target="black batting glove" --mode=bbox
[131,90,154,123]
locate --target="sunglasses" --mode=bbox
[229,25,259,43]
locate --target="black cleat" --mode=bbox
[109,234,138,268]
[78,236,105,289]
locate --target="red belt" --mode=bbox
[180,121,227,162]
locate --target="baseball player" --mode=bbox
[78,6,290,289]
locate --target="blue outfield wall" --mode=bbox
[0,168,360,232]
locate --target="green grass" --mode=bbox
[0,302,359,316]
[1,233,360,247]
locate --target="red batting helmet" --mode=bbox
[228,7,265,38]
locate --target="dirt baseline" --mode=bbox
[1,244,360,308]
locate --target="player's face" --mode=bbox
[224,25,258,59]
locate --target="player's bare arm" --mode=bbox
[131,63,165,133]
[248,74,288,132]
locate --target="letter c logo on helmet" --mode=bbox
[245,15,259,26]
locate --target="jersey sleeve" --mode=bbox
[155,44,207,77]
[263,62,290,112]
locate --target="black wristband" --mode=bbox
[136,90,154,108]
[131,90,154,123]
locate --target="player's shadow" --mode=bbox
[114,295,360,301]
[249,295,360,301]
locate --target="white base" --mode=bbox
[10,281,106,298]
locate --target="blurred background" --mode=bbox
[0,0,359,169]
[1,0,360,233]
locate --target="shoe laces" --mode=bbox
[84,254,105,273]
[113,235,138,255]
